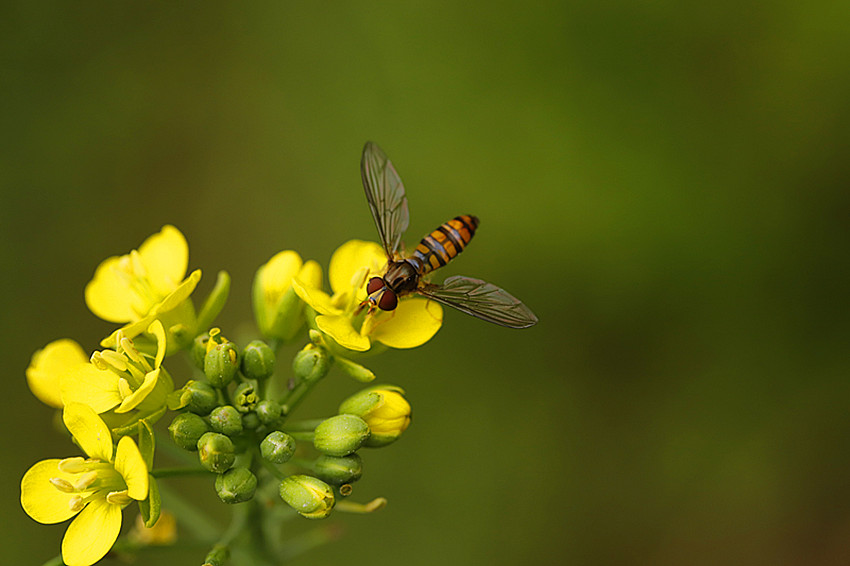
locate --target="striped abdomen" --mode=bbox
[411,215,479,274]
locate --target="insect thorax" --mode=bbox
[383,259,421,294]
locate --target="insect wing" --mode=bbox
[418,276,538,329]
[361,142,410,258]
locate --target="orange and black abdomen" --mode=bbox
[411,215,479,274]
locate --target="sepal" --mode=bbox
[261,431,296,464]
[279,475,335,519]
[215,467,257,504]
[313,414,370,456]
[168,413,209,451]
[197,432,236,473]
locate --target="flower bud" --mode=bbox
[215,467,257,504]
[279,475,335,519]
[204,342,240,388]
[197,432,236,473]
[255,400,282,425]
[260,431,296,464]
[253,252,321,342]
[313,414,370,456]
[241,412,260,431]
[209,405,243,437]
[241,340,276,381]
[292,345,330,383]
[339,386,411,447]
[177,380,219,416]
[168,412,210,451]
[314,453,363,485]
[232,380,259,413]
[190,333,211,370]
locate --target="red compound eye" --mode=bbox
[367,277,384,294]
[378,289,398,311]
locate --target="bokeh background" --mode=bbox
[3,2,850,565]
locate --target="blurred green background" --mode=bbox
[3,2,850,565]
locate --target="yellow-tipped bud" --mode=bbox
[338,385,411,447]
[279,475,335,519]
[253,252,321,342]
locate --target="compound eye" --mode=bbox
[378,289,398,311]
[366,277,385,294]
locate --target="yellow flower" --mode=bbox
[26,339,89,408]
[85,225,198,323]
[253,250,322,341]
[61,321,172,422]
[292,240,442,352]
[85,225,202,354]
[21,403,149,566]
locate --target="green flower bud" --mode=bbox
[241,340,276,381]
[190,333,211,370]
[232,380,260,413]
[313,414,370,456]
[314,453,363,485]
[241,412,260,431]
[215,467,257,504]
[197,432,236,473]
[209,405,243,437]
[339,385,411,447]
[279,475,335,519]
[204,342,240,388]
[255,400,282,425]
[168,412,210,451]
[180,380,218,416]
[253,252,321,342]
[260,431,297,464]
[292,345,330,383]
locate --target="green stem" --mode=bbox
[335,497,388,514]
[157,482,220,543]
[259,457,288,481]
[286,431,314,442]
[40,556,64,566]
[278,378,316,418]
[281,418,324,432]
[151,467,209,478]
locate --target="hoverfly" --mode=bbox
[359,142,538,329]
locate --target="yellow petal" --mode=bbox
[62,497,122,566]
[261,250,303,301]
[148,320,166,369]
[138,225,188,298]
[298,260,323,289]
[63,403,113,462]
[61,364,122,415]
[84,256,141,323]
[368,298,443,349]
[21,459,81,524]
[153,269,201,315]
[316,314,372,352]
[115,368,159,413]
[114,436,149,501]
[328,240,387,296]
[27,339,88,408]
[292,278,341,316]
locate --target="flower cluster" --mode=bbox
[22,226,435,566]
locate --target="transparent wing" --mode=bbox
[361,141,410,258]
[417,276,538,329]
